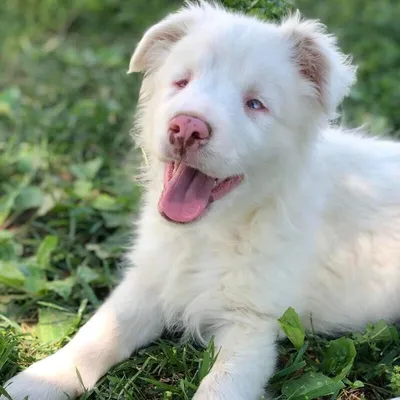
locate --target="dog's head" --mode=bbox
[129,1,356,224]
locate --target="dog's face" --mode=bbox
[129,2,356,223]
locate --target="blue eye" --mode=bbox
[246,99,265,110]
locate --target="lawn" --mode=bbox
[0,1,399,399]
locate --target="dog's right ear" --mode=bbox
[280,12,356,116]
[128,4,205,74]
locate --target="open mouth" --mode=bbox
[158,161,243,223]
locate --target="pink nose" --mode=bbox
[168,115,211,155]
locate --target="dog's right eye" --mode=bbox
[175,79,189,89]
[246,99,265,110]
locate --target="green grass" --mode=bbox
[0,1,400,399]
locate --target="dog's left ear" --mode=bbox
[128,3,207,74]
[280,12,357,116]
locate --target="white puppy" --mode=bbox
[2,2,400,399]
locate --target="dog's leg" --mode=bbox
[194,320,277,400]
[2,267,164,400]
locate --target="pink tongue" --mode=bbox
[159,163,215,223]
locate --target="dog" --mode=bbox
[2,2,400,399]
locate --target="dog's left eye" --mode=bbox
[175,79,189,89]
[246,99,265,110]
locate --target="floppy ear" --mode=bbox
[280,12,357,116]
[128,4,206,74]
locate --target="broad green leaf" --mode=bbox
[17,144,47,171]
[36,235,58,269]
[70,157,103,180]
[352,380,364,389]
[92,193,120,211]
[354,320,395,344]
[14,186,44,211]
[0,193,17,225]
[389,326,400,345]
[282,371,345,400]
[45,277,76,300]
[0,230,14,241]
[0,261,25,287]
[20,264,47,294]
[321,337,356,381]
[0,232,22,261]
[83,157,103,179]
[37,194,57,216]
[35,307,76,344]
[0,86,21,119]
[77,265,101,283]
[15,157,35,174]
[73,180,93,199]
[278,307,305,350]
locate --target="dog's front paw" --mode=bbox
[193,387,245,400]
[193,374,242,400]
[2,372,70,400]
[193,371,268,400]
[1,354,83,400]
[193,386,224,400]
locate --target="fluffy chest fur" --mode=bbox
[131,170,320,341]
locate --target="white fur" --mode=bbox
[3,2,400,399]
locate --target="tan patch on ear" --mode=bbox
[281,12,356,115]
[128,4,205,74]
[128,25,186,74]
[293,35,327,101]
